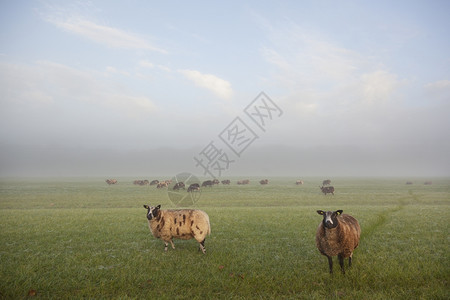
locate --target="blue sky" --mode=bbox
[1,0,449,176]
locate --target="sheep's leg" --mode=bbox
[327,256,333,274]
[338,255,345,274]
[349,256,352,268]
[163,240,175,252]
[199,239,206,254]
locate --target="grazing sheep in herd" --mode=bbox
[316,210,361,274]
[237,179,250,185]
[323,179,331,186]
[134,180,149,186]
[173,182,185,190]
[187,183,200,192]
[157,182,168,188]
[296,180,304,185]
[202,180,213,187]
[105,179,117,185]
[260,179,269,185]
[143,204,211,254]
[221,179,231,185]
[320,186,335,195]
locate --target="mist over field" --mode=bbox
[1,142,447,178]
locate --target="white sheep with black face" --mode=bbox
[143,204,211,253]
[316,210,361,274]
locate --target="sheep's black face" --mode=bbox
[143,204,161,220]
[317,210,343,229]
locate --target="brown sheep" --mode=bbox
[105,179,117,185]
[316,210,361,274]
[143,204,211,253]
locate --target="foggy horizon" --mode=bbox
[1,142,447,178]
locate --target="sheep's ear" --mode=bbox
[156,205,161,209]
[336,210,343,215]
[317,210,325,215]
[143,205,149,209]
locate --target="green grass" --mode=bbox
[0,177,449,299]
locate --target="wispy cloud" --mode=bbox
[107,94,158,117]
[425,79,450,90]
[424,79,450,102]
[178,69,233,100]
[138,60,171,72]
[138,60,154,69]
[258,20,404,112]
[1,60,158,116]
[46,16,167,53]
[359,70,402,104]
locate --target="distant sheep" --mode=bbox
[187,183,200,192]
[202,180,213,187]
[316,210,361,274]
[173,182,185,190]
[105,179,117,185]
[157,182,168,188]
[134,179,149,186]
[320,186,335,195]
[237,179,250,185]
[143,204,211,254]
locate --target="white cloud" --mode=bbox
[260,47,291,71]
[105,66,130,77]
[178,69,233,99]
[107,94,158,117]
[46,17,167,53]
[425,79,450,90]
[424,79,450,102]
[138,60,171,72]
[359,70,402,104]
[259,20,407,116]
[157,65,172,72]
[1,60,158,117]
[139,60,154,69]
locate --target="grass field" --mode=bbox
[0,177,449,299]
